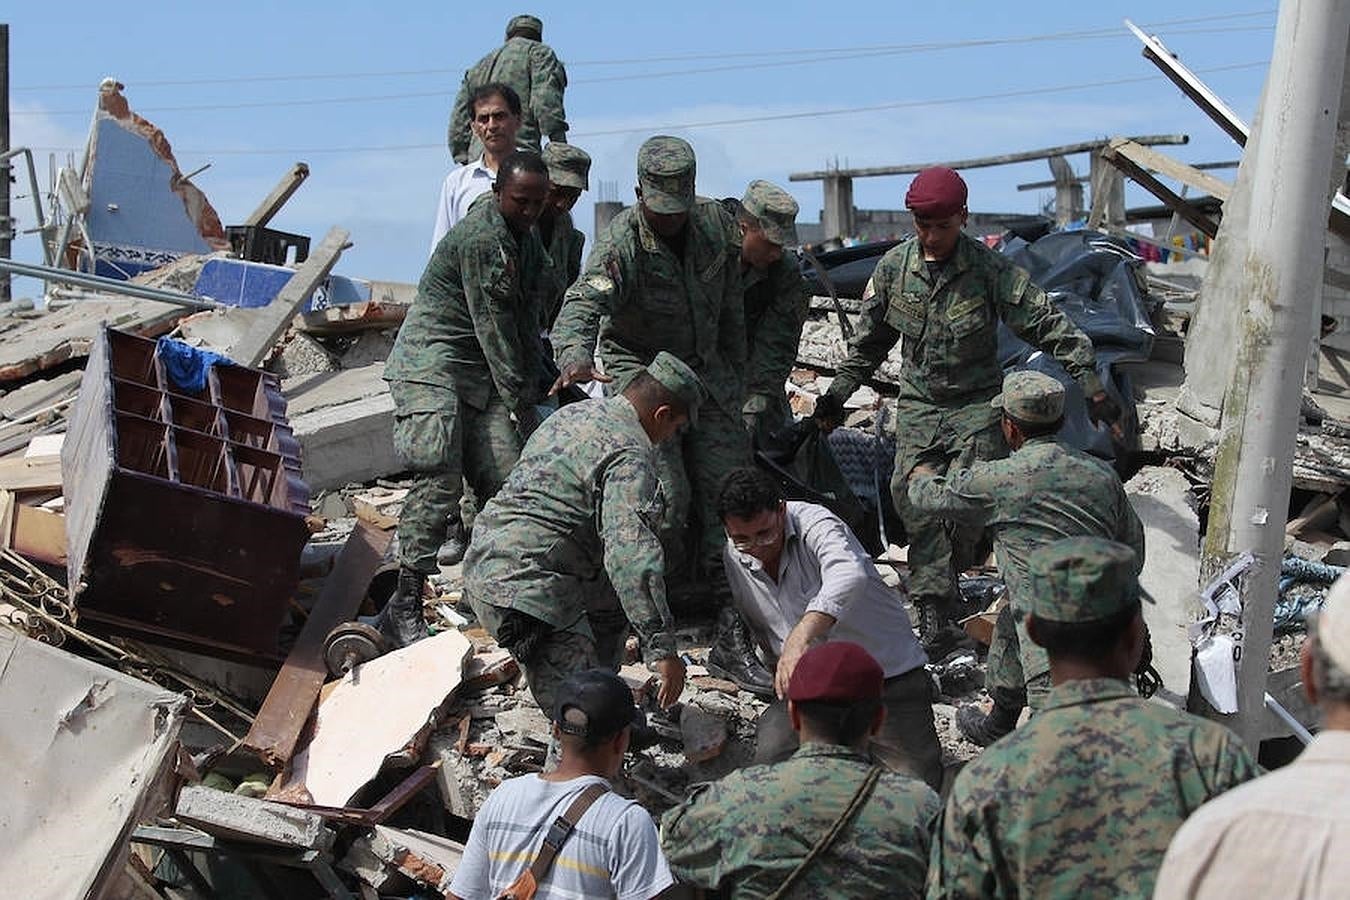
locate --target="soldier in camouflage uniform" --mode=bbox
[661,641,940,899]
[927,538,1258,900]
[462,353,705,715]
[551,135,772,694]
[721,181,810,447]
[539,143,590,331]
[449,15,568,164]
[908,370,1144,743]
[813,166,1120,656]
[381,152,551,648]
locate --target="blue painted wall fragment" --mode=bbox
[192,258,373,311]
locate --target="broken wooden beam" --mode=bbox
[1099,140,1220,238]
[1107,139,1233,202]
[233,226,352,368]
[244,163,311,229]
[0,454,63,493]
[243,519,393,768]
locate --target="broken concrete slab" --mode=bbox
[1125,465,1200,700]
[283,363,399,492]
[0,298,184,384]
[271,629,473,807]
[0,630,189,899]
[0,370,83,421]
[175,785,335,852]
[680,705,728,763]
[344,825,463,896]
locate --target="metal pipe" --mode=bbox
[1202,0,1350,749]
[1264,692,1314,745]
[0,256,222,310]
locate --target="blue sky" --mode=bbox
[5,2,1276,288]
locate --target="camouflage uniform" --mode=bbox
[385,198,546,574]
[449,17,567,163]
[908,372,1143,710]
[730,181,809,447]
[463,352,703,715]
[927,539,1259,900]
[661,743,940,899]
[539,213,585,331]
[552,138,748,588]
[823,232,1104,621]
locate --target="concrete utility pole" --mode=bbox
[1,24,11,304]
[1197,0,1350,749]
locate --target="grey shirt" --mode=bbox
[722,501,928,678]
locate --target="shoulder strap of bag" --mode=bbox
[495,782,609,900]
[766,765,884,900]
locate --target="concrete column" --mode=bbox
[1195,0,1350,749]
[821,175,854,242]
[593,201,623,235]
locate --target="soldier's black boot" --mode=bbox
[918,600,963,661]
[379,567,428,649]
[955,689,1023,747]
[707,606,774,697]
[436,520,468,567]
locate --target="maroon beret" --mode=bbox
[905,166,968,218]
[788,641,884,703]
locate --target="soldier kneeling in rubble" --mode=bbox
[462,352,704,720]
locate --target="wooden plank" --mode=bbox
[0,454,64,492]
[1100,142,1220,238]
[1108,139,1232,201]
[12,504,66,566]
[0,490,14,550]
[232,227,351,368]
[243,163,310,229]
[243,519,392,768]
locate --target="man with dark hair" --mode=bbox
[382,150,549,648]
[909,369,1144,743]
[812,166,1122,659]
[1155,571,1350,898]
[463,352,706,715]
[432,82,524,250]
[929,537,1258,899]
[449,669,674,900]
[551,135,771,695]
[661,641,940,898]
[449,14,568,165]
[721,181,810,446]
[716,466,942,789]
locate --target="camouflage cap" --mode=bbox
[1025,537,1151,624]
[741,180,800,247]
[543,143,591,191]
[505,14,543,39]
[991,370,1065,424]
[637,136,696,214]
[646,350,706,425]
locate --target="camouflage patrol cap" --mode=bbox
[646,351,706,424]
[990,370,1065,424]
[506,14,543,39]
[1026,537,1151,625]
[741,180,800,247]
[637,136,696,214]
[543,143,591,191]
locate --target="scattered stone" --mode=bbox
[689,675,739,695]
[679,705,728,763]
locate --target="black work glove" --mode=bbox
[495,608,551,664]
[813,392,844,425]
[1087,391,1122,429]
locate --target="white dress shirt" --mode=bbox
[429,158,495,253]
[723,501,928,678]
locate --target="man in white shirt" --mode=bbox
[448,668,675,900]
[717,466,942,789]
[430,82,524,253]
[1154,572,1350,900]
